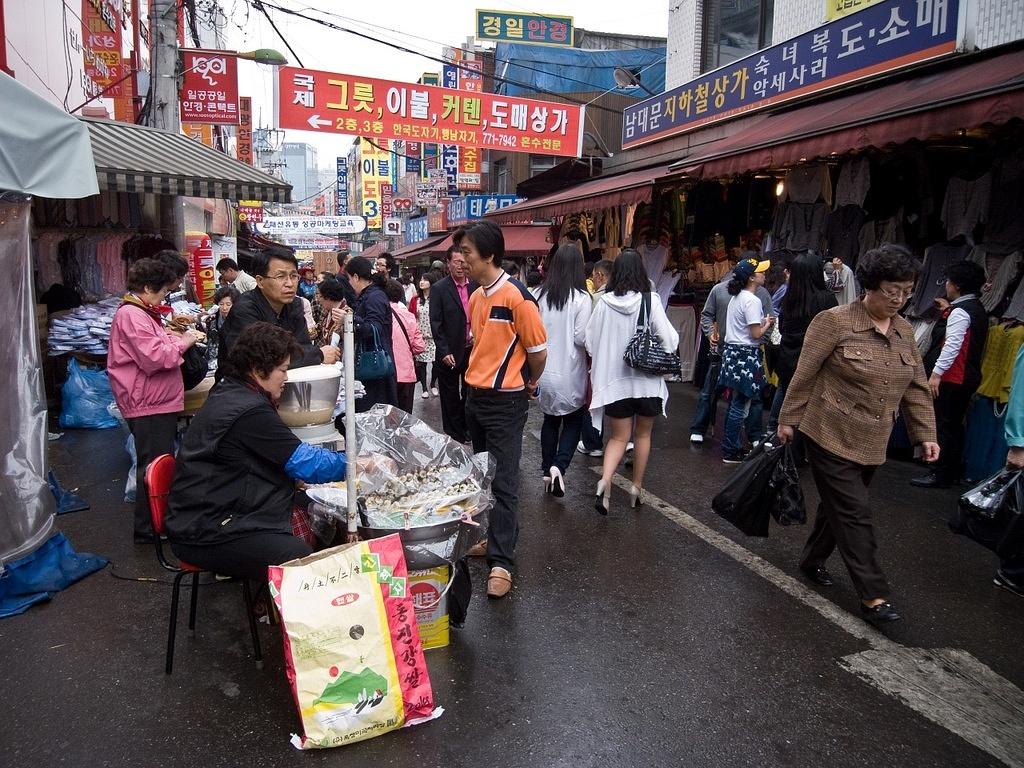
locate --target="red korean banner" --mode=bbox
[180,49,240,125]
[82,0,124,98]
[279,66,585,158]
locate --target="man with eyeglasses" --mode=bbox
[217,250,341,376]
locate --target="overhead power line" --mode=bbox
[244,0,639,116]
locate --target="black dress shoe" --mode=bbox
[909,473,948,489]
[800,565,834,586]
[861,601,901,625]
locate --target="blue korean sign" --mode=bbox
[441,144,460,195]
[448,194,522,225]
[622,0,962,149]
[406,141,421,174]
[442,64,459,90]
[404,215,429,246]
[476,10,573,48]
[335,158,348,215]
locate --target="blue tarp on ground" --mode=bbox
[494,43,666,97]
[0,532,107,618]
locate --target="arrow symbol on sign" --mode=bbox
[307,114,331,129]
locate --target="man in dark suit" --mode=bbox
[430,245,478,442]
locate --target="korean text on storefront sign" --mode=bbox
[279,67,585,158]
[360,138,390,230]
[448,195,521,225]
[405,216,429,246]
[827,0,886,21]
[621,0,961,149]
[180,50,240,125]
[82,0,123,98]
[237,201,263,224]
[237,97,253,164]
[336,158,349,215]
[475,10,574,47]
[259,216,367,234]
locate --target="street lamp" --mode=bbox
[236,49,289,66]
[613,67,656,97]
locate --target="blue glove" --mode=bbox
[284,443,347,484]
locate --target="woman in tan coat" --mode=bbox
[777,244,939,626]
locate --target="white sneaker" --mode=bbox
[421,391,430,399]
[431,387,439,396]
[626,442,634,452]
[690,433,704,444]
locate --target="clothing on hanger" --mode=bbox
[834,157,871,209]
[941,171,992,241]
[782,165,832,206]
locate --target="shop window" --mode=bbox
[494,157,510,194]
[701,0,774,73]
[529,154,559,177]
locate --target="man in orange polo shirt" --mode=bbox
[455,221,547,599]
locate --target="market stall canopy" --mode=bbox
[670,47,1024,179]
[0,72,99,199]
[357,242,388,261]
[394,225,550,261]
[486,164,675,224]
[82,117,292,203]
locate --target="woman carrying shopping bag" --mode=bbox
[345,256,398,411]
[386,280,426,414]
[536,245,592,497]
[409,272,439,399]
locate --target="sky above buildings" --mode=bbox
[224,0,669,170]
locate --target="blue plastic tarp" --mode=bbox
[0,532,107,618]
[494,43,665,97]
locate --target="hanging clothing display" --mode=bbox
[971,248,1022,313]
[824,205,867,266]
[907,242,972,317]
[834,156,871,209]
[941,171,992,241]
[975,323,1024,403]
[962,397,1009,483]
[984,150,1024,253]
[772,202,829,251]
[782,164,832,205]
[857,212,905,259]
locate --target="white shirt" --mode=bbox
[585,291,679,429]
[232,270,258,293]
[933,294,976,377]
[725,290,764,346]
[537,289,592,416]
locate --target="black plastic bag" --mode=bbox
[769,444,806,526]
[712,443,784,537]
[950,469,1024,557]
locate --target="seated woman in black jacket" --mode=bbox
[345,255,398,412]
[167,323,347,580]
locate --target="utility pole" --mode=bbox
[149,0,183,245]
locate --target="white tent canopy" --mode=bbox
[0,72,99,199]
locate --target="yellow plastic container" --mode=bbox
[408,566,450,650]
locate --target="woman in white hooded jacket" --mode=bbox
[537,245,593,498]
[586,248,679,514]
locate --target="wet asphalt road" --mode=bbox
[1,383,1021,768]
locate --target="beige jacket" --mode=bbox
[779,300,936,466]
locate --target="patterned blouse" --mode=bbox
[413,295,436,363]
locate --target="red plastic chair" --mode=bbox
[145,455,263,674]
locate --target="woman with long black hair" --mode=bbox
[587,249,678,513]
[345,255,398,411]
[768,252,839,432]
[536,245,593,497]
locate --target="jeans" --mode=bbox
[722,391,765,456]
[580,415,603,451]
[466,390,529,571]
[768,379,790,433]
[689,359,719,436]
[1001,553,1024,584]
[540,407,587,475]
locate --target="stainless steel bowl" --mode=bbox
[278,367,342,428]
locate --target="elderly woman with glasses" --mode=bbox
[777,243,939,627]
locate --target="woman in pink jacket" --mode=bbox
[385,280,425,414]
[108,258,203,542]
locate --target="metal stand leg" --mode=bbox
[188,571,200,635]
[166,571,187,674]
[241,580,264,670]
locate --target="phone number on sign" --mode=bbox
[482,133,519,148]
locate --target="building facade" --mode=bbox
[280,142,319,204]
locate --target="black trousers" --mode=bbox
[171,533,313,581]
[934,381,975,484]
[801,437,889,601]
[128,413,179,537]
[356,374,398,413]
[466,390,529,571]
[436,358,469,442]
[415,360,438,391]
[396,382,416,414]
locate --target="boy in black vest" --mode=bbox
[914,261,989,488]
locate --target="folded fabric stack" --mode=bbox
[47,299,121,356]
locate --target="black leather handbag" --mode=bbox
[623,292,681,376]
